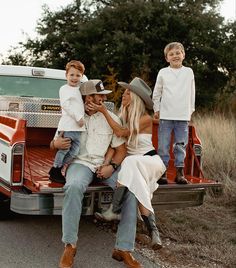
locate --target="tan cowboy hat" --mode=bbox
[118,77,153,110]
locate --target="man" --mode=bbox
[53,80,142,268]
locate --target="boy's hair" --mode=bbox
[164,42,185,57]
[65,60,85,75]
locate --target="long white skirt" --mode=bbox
[117,154,166,213]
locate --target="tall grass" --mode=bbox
[154,113,236,268]
[193,113,236,197]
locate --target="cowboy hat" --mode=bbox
[118,77,153,110]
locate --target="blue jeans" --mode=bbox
[62,163,138,251]
[158,120,189,168]
[53,131,81,168]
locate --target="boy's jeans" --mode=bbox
[53,131,81,168]
[158,120,189,168]
[62,163,137,251]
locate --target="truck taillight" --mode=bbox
[12,144,24,184]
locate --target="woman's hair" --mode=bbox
[120,90,146,147]
[65,60,85,75]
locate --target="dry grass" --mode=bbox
[193,113,236,197]
[149,113,236,268]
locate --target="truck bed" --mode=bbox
[21,144,219,213]
[24,145,113,193]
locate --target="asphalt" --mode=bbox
[0,214,160,268]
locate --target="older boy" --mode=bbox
[152,42,195,184]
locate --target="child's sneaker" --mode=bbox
[49,167,66,184]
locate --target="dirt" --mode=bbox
[135,195,236,268]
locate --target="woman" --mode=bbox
[92,77,166,250]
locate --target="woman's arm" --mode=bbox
[88,102,130,138]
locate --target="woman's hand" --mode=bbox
[86,101,107,114]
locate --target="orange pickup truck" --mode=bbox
[0,65,220,219]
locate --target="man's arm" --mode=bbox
[96,143,126,179]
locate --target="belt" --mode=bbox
[144,149,157,156]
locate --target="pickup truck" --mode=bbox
[0,65,221,219]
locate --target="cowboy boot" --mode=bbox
[95,186,127,221]
[175,167,188,184]
[112,249,143,268]
[141,214,162,250]
[158,171,168,185]
[59,244,77,268]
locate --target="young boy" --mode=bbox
[152,42,195,184]
[49,60,86,184]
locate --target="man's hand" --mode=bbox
[96,165,114,179]
[50,132,71,150]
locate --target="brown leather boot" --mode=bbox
[112,249,143,268]
[175,167,188,184]
[59,244,76,268]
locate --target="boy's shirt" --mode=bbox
[58,84,85,131]
[152,66,195,121]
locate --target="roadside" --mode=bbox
[134,194,236,268]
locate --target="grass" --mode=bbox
[193,113,236,197]
[152,113,236,268]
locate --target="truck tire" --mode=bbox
[0,193,15,220]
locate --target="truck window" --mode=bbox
[0,76,66,98]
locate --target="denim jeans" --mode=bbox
[158,120,189,168]
[53,131,81,168]
[62,163,138,251]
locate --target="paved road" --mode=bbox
[0,214,160,268]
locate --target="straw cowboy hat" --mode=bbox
[118,77,153,110]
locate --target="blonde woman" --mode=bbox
[91,77,166,250]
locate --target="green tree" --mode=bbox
[4,0,235,109]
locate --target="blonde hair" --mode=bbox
[120,91,146,147]
[65,60,85,75]
[164,42,185,58]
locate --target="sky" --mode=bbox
[0,0,235,57]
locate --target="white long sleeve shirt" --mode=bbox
[152,66,195,121]
[57,84,85,131]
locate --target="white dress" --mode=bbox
[117,134,166,213]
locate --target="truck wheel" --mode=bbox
[0,193,15,220]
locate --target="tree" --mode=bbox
[4,0,235,109]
